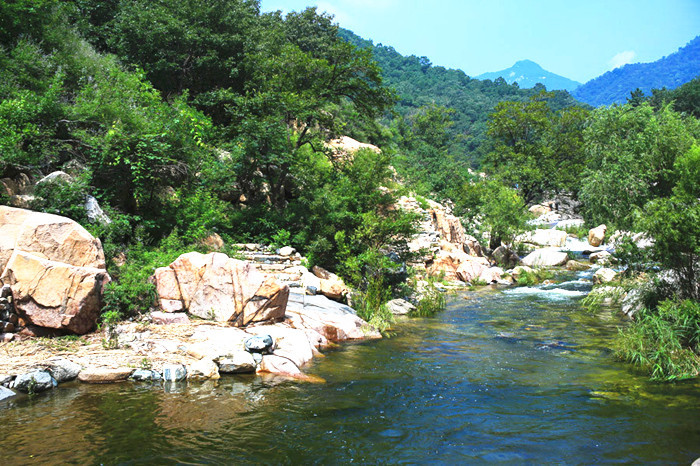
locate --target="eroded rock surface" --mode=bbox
[0,206,110,334]
[153,252,289,326]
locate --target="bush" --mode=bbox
[353,272,394,332]
[101,233,192,319]
[615,299,700,381]
[411,278,446,317]
[516,268,554,286]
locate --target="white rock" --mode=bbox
[521,248,569,267]
[277,246,296,256]
[518,229,568,247]
[187,359,220,380]
[217,351,257,373]
[593,268,618,284]
[386,299,416,315]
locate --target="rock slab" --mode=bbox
[153,252,288,326]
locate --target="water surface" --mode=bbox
[2,271,699,464]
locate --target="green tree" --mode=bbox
[580,103,699,229]
[485,92,588,203]
[638,145,700,300]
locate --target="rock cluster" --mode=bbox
[396,195,504,285]
[0,206,111,334]
[0,285,18,338]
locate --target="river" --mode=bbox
[2,270,699,464]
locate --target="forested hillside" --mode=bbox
[573,36,700,106]
[338,29,581,166]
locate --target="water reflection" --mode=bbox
[1,271,700,464]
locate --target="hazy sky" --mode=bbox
[259,0,700,83]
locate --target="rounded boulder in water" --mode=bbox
[244,334,274,353]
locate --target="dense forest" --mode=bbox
[0,0,699,380]
[338,28,582,167]
[573,35,700,106]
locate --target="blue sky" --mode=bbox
[259,0,700,83]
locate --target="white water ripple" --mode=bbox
[503,287,587,301]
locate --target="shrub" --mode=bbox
[411,278,446,317]
[516,268,554,286]
[353,272,394,332]
[615,299,700,381]
[102,232,191,319]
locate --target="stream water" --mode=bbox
[2,270,699,465]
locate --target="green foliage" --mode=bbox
[515,268,554,287]
[615,299,700,381]
[636,145,700,300]
[353,270,394,333]
[454,178,528,250]
[580,103,698,230]
[102,233,192,319]
[30,174,91,223]
[572,36,700,106]
[410,279,446,317]
[339,28,582,167]
[484,92,589,203]
[269,229,291,249]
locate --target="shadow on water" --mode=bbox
[1,270,699,464]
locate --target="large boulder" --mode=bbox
[521,248,569,267]
[285,293,380,343]
[152,252,289,326]
[588,224,607,247]
[428,244,489,283]
[518,229,568,248]
[386,299,416,316]
[0,206,110,334]
[430,209,467,245]
[311,266,348,301]
[593,268,618,284]
[492,245,520,268]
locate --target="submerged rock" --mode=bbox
[0,385,16,401]
[130,369,162,382]
[566,260,590,271]
[187,359,220,380]
[78,367,133,384]
[258,355,302,377]
[12,370,55,393]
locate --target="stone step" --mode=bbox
[255,264,288,272]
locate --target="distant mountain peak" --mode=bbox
[475,60,581,92]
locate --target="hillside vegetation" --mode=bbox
[573,36,700,106]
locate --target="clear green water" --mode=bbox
[2,271,699,465]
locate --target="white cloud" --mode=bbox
[315,1,353,25]
[609,50,636,70]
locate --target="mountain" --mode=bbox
[338,29,582,166]
[573,36,700,107]
[475,60,581,92]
